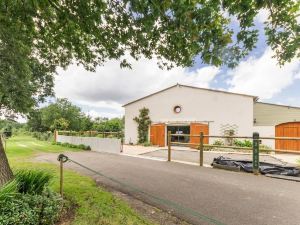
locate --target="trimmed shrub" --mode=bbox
[0,169,62,225]
[213,139,224,146]
[233,139,252,148]
[0,189,62,225]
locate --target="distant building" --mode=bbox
[123,84,300,151]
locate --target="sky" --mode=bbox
[54,10,300,119]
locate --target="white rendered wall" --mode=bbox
[253,126,275,149]
[57,135,121,154]
[124,85,254,144]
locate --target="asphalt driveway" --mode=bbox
[36,151,300,225]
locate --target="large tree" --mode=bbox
[27,98,93,132]
[0,1,299,185]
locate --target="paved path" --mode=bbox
[36,152,300,225]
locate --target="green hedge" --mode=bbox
[0,189,62,225]
[53,142,91,150]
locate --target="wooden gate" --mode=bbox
[190,123,209,146]
[275,122,300,152]
[150,123,165,147]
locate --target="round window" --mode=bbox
[174,105,182,113]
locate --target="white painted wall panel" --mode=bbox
[253,126,275,149]
[57,135,121,154]
[254,102,300,126]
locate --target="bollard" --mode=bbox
[199,132,204,166]
[60,159,63,197]
[252,132,260,175]
[168,131,171,162]
[57,154,68,198]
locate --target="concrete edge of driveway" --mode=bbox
[121,153,167,162]
[265,174,300,182]
[122,152,213,168]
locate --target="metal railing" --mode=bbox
[167,131,300,175]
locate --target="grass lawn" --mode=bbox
[5,135,154,225]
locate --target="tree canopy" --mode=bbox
[27,98,93,132]
[1,0,299,116]
[92,117,124,133]
[26,98,123,133]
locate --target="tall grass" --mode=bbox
[0,169,53,201]
[0,180,18,201]
[15,169,53,195]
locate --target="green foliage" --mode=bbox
[92,117,124,133]
[133,108,151,144]
[0,189,62,225]
[233,139,253,148]
[0,119,25,137]
[142,142,152,147]
[50,118,69,131]
[0,168,61,225]
[0,1,298,117]
[14,169,53,195]
[32,132,53,142]
[213,139,224,146]
[26,110,47,132]
[0,180,18,201]
[53,142,91,150]
[27,99,93,132]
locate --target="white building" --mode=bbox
[123,84,300,151]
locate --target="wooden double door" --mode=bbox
[150,123,209,147]
[275,122,300,152]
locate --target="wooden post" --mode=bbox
[252,132,260,175]
[54,130,57,142]
[60,158,64,197]
[199,132,204,166]
[168,131,171,162]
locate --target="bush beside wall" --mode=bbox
[32,132,54,142]
[53,142,91,150]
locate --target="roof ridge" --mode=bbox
[122,83,258,107]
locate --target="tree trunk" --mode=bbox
[0,136,13,186]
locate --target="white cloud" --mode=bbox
[226,48,300,100]
[85,109,122,119]
[55,57,219,117]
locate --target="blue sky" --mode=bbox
[53,10,300,119]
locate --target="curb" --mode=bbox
[265,174,300,182]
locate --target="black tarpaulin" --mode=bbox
[212,156,300,177]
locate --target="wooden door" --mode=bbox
[190,123,209,147]
[150,123,165,147]
[275,122,300,152]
